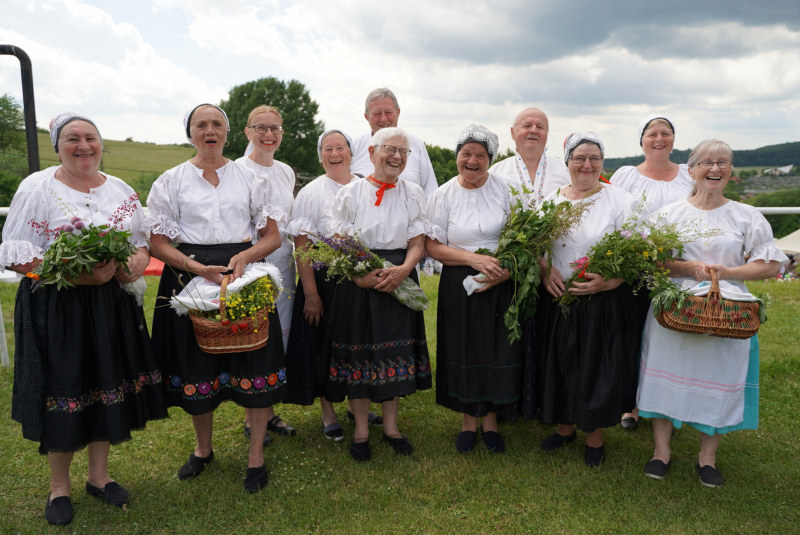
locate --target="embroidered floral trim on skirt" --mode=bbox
[535,282,640,431]
[323,249,432,403]
[151,243,286,414]
[12,277,167,455]
[284,263,338,405]
[435,265,522,419]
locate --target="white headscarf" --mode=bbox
[563,132,605,162]
[49,113,102,153]
[637,114,675,146]
[317,129,354,162]
[456,123,500,165]
[183,104,230,146]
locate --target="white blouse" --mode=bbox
[328,178,429,250]
[0,166,147,270]
[425,172,516,252]
[142,160,284,245]
[653,200,788,291]
[610,164,693,216]
[288,174,356,242]
[545,185,639,280]
[490,150,571,207]
[235,157,295,236]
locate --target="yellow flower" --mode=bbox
[643,251,649,258]
[659,247,663,252]
[606,250,613,256]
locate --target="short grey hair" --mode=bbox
[687,139,734,195]
[371,127,409,149]
[365,88,400,113]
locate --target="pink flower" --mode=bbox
[70,216,82,224]
[640,232,648,239]
[59,224,74,233]
[73,221,85,230]
[619,230,632,238]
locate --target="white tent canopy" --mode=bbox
[775,228,800,254]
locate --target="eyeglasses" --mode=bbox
[248,125,284,135]
[695,160,732,170]
[381,145,411,157]
[570,156,603,165]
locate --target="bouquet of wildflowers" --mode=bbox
[474,186,594,342]
[295,234,428,311]
[556,198,723,312]
[27,191,141,290]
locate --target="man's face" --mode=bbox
[511,108,549,154]
[365,97,400,133]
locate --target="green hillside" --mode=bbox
[605,141,800,171]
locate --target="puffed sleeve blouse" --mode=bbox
[327,178,429,250]
[142,160,285,245]
[610,164,693,216]
[287,174,355,243]
[544,185,639,279]
[653,199,788,291]
[425,172,516,252]
[0,166,146,271]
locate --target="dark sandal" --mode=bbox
[267,415,296,437]
[243,422,274,447]
[323,422,344,441]
[85,481,130,507]
[178,451,214,480]
[382,433,413,456]
[346,410,384,427]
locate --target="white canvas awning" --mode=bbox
[774,228,800,254]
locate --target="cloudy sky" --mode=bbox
[2,0,799,159]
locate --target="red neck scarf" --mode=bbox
[369,175,396,206]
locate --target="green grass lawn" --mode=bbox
[0,276,799,534]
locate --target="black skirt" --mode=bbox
[435,265,522,419]
[151,243,286,414]
[283,263,338,405]
[12,277,167,455]
[323,249,432,403]
[535,283,640,431]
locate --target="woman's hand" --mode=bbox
[474,268,511,293]
[226,251,251,282]
[76,259,118,286]
[304,292,324,326]
[353,269,382,289]
[374,265,410,293]
[541,261,565,298]
[199,264,230,286]
[568,272,623,295]
[114,247,149,283]
[468,253,504,279]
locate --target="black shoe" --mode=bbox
[620,416,639,430]
[85,481,130,507]
[322,422,344,441]
[584,445,606,467]
[644,459,670,480]
[541,431,577,451]
[346,410,384,427]
[455,431,477,454]
[350,440,371,462]
[178,451,214,481]
[382,434,413,456]
[45,495,73,526]
[482,430,506,454]
[243,423,274,447]
[696,463,724,488]
[244,465,268,493]
[267,415,296,437]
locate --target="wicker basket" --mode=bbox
[188,275,270,354]
[655,269,759,340]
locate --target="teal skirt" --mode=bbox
[639,335,759,436]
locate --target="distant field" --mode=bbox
[35,132,196,184]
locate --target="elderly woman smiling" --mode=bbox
[323,127,432,462]
[0,113,166,526]
[425,124,521,454]
[284,128,358,440]
[535,133,641,467]
[145,104,286,493]
[636,140,786,487]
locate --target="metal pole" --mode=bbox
[0,44,40,175]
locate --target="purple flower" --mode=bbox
[59,224,74,233]
[640,232,648,240]
[73,221,85,230]
[619,230,632,239]
[70,216,82,224]
[311,262,324,270]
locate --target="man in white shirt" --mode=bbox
[350,88,438,198]
[490,107,571,207]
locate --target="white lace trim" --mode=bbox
[140,213,181,242]
[748,243,789,265]
[256,204,288,231]
[286,217,316,238]
[427,223,448,245]
[0,240,44,270]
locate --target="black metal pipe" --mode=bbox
[0,44,39,174]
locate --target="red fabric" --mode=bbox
[370,175,397,206]
[144,256,164,276]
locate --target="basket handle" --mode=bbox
[709,268,720,299]
[219,274,230,318]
